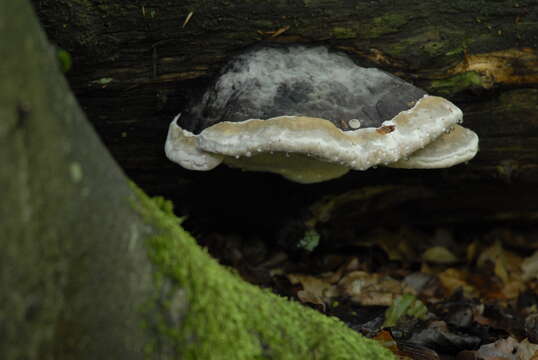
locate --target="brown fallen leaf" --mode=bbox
[477,240,523,284]
[397,341,440,360]
[522,250,538,281]
[437,268,478,297]
[476,240,525,299]
[338,271,415,306]
[287,274,338,310]
[475,336,538,360]
[422,246,459,265]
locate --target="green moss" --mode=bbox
[429,71,485,97]
[362,14,410,38]
[131,184,393,359]
[331,26,357,39]
[151,196,175,216]
[68,0,92,7]
[303,0,340,7]
[445,46,465,56]
[298,229,320,252]
[253,20,275,28]
[373,14,408,27]
[383,294,428,328]
[379,26,467,61]
[56,48,72,72]
[422,41,445,57]
[381,30,438,57]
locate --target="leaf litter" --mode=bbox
[197,226,538,360]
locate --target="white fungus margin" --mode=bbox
[165,95,479,183]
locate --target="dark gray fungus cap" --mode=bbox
[165,46,478,183]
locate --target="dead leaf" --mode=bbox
[477,240,509,283]
[422,246,459,265]
[519,339,538,360]
[296,289,327,311]
[475,337,538,360]
[476,240,525,298]
[437,268,478,297]
[467,240,479,263]
[522,250,538,281]
[287,274,338,309]
[338,271,415,306]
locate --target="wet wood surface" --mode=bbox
[34,0,538,233]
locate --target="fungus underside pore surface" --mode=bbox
[131,184,393,359]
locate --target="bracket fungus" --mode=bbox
[165,45,478,183]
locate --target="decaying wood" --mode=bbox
[34,0,538,233]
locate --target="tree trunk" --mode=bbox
[32,0,538,234]
[0,1,394,359]
[1,0,159,358]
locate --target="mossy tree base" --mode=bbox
[0,1,394,359]
[138,188,392,359]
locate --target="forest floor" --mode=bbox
[196,224,538,360]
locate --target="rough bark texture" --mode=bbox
[0,1,154,358]
[0,1,396,359]
[33,1,538,234]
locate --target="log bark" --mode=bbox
[33,0,538,233]
[0,1,395,359]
